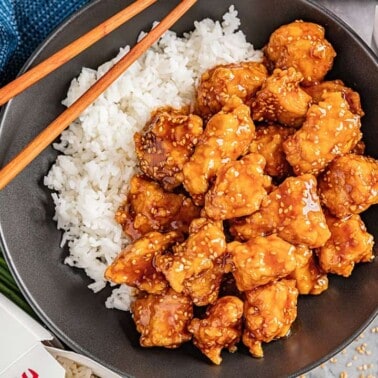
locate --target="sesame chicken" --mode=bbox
[188,296,243,365]
[131,288,193,348]
[351,140,366,155]
[318,154,378,218]
[196,61,268,120]
[303,80,364,116]
[204,153,272,220]
[288,244,328,295]
[243,279,298,358]
[251,67,312,127]
[264,20,336,86]
[134,107,203,190]
[155,218,227,293]
[183,97,255,205]
[317,213,374,277]
[227,234,297,292]
[106,20,376,363]
[283,92,362,176]
[230,174,331,248]
[105,231,181,294]
[115,175,200,240]
[249,124,295,178]
[182,256,225,306]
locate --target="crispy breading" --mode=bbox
[243,279,298,358]
[318,154,378,218]
[230,174,331,248]
[183,97,255,205]
[204,153,271,220]
[317,213,374,277]
[182,257,225,306]
[105,231,181,294]
[227,234,297,291]
[196,62,268,119]
[188,296,243,365]
[116,175,200,240]
[135,107,203,190]
[288,244,328,295]
[155,218,227,293]
[249,124,295,178]
[303,80,364,116]
[265,20,336,86]
[251,68,312,127]
[131,289,193,348]
[283,92,362,176]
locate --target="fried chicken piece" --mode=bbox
[204,153,272,220]
[116,175,201,240]
[288,245,328,295]
[318,154,378,218]
[134,107,203,190]
[243,279,298,358]
[155,218,227,293]
[183,97,255,205]
[265,20,336,86]
[196,62,268,119]
[227,234,296,291]
[251,68,312,127]
[188,296,243,365]
[105,231,181,294]
[131,288,193,348]
[283,92,362,176]
[317,213,374,277]
[183,257,225,306]
[230,174,331,248]
[303,80,364,116]
[351,140,365,155]
[249,124,295,178]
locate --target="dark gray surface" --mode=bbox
[0,1,377,377]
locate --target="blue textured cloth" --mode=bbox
[0,0,91,86]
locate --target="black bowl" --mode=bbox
[0,0,377,377]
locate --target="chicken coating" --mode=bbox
[204,153,272,220]
[131,288,193,348]
[134,107,203,190]
[243,279,298,358]
[105,231,181,294]
[317,213,374,277]
[188,296,243,365]
[265,20,336,86]
[283,92,362,176]
[251,68,312,127]
[183,257,225,306]
[116,175,201,240]
[183,97,255,205]
[351,140,366,155]
[249,124,295,178]
[227,234,297,291]
[230,174,331,248]
[288,245,328,295]
[155,218,227,293]
[318,154,378,218]
[196,62,268,119]
[303,80,364,116]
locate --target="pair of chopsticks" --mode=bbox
[0,0,197,190]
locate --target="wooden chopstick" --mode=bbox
[0,0,197,190]
[0,0,157,106]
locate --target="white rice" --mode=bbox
[44,6,262,311]
[55,356,97,378]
